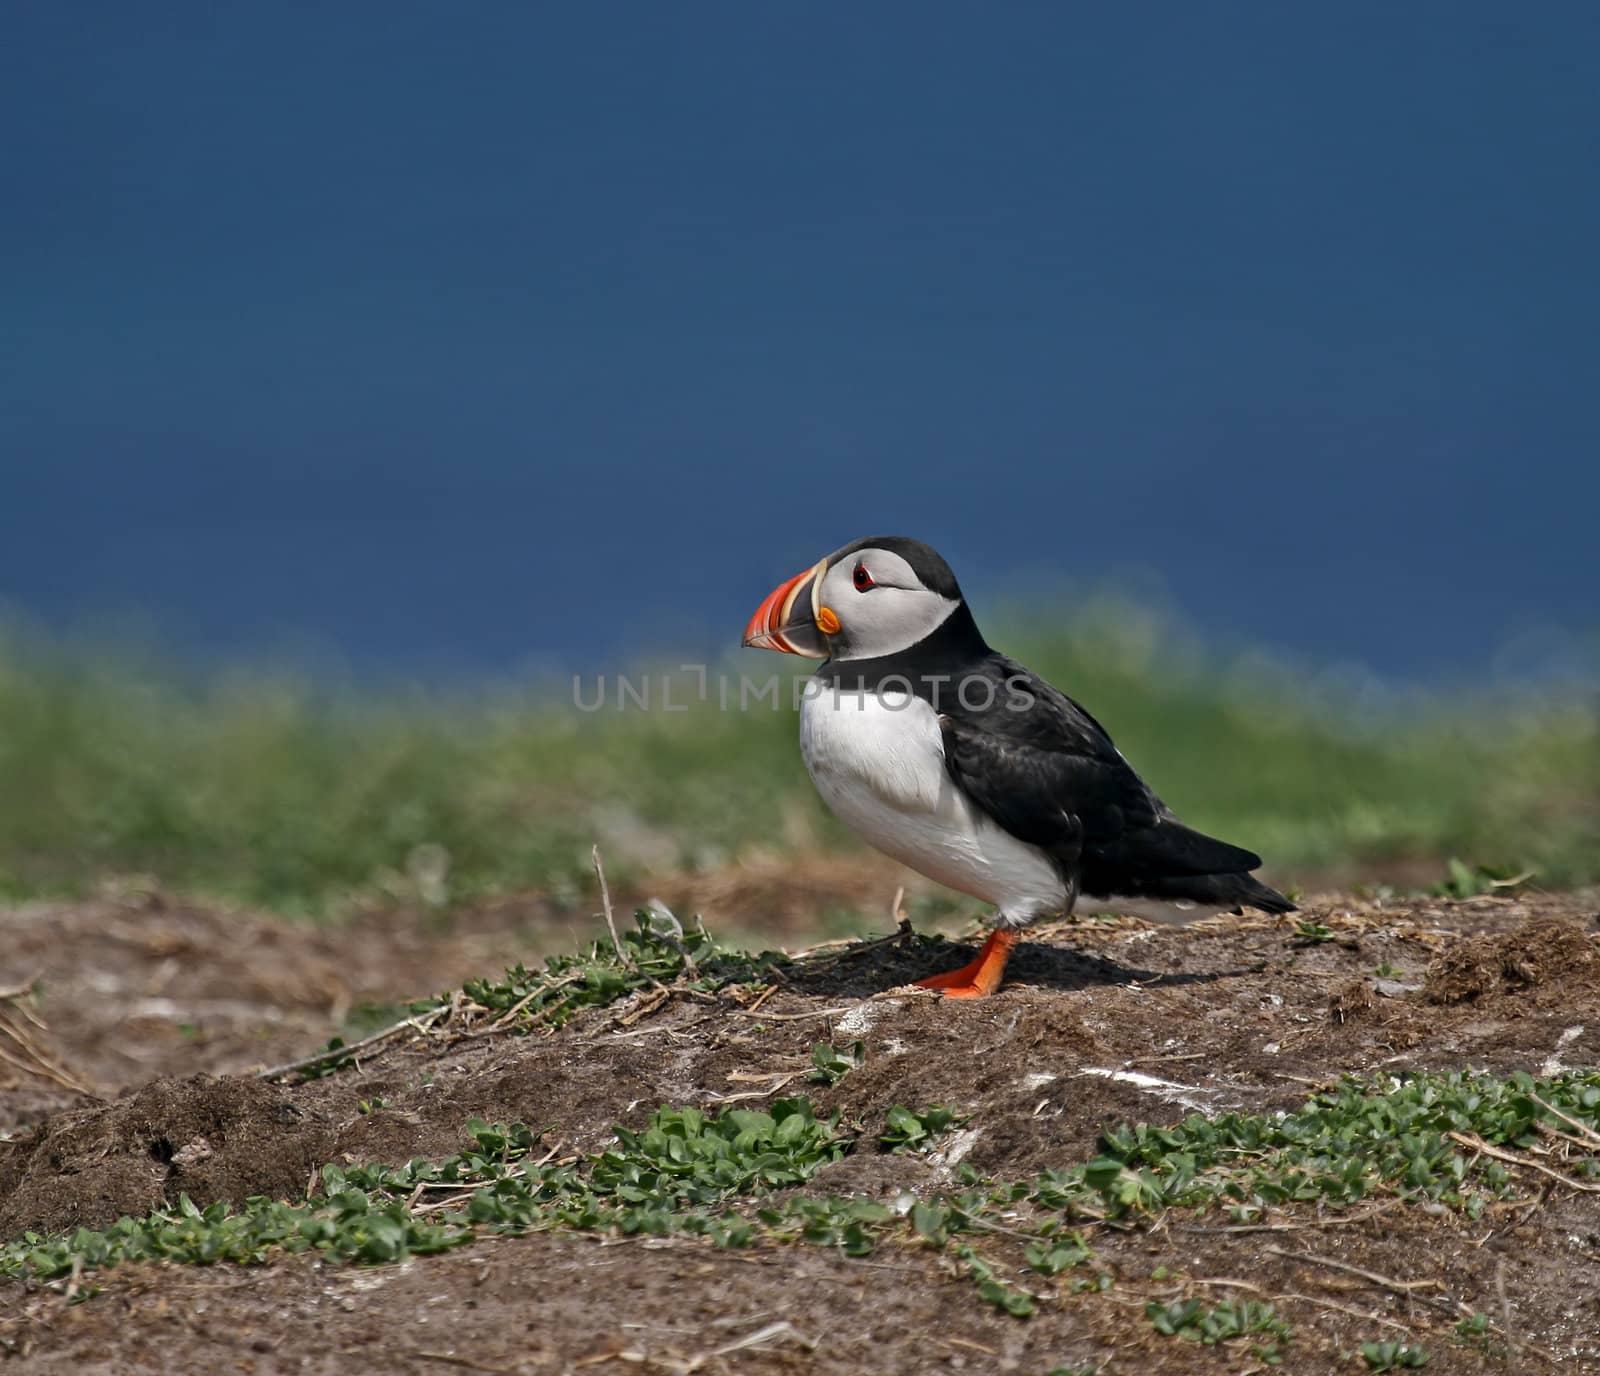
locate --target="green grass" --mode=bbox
[0,605,1594,916]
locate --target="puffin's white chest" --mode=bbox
[798,685,1068,924]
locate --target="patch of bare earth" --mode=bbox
[3,886,1599,1374]
[0,853,946,1131]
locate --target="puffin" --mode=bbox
[742,535,1294,998]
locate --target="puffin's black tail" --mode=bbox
[1082,819,1297,914]
[1162,869,1297,914]
[1081,866,1296,914]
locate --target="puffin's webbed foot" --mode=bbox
[914,929,1017,998]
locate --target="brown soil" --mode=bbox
[3,884,1600,1374]
[0,853,949,1132]
[1423,915,1596,1004]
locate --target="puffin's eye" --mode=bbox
[852,563,874,591]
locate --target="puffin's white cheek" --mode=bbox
[825,587,962,660]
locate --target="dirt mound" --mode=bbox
[0,1074,332,1237]
[0,854,950,1134]
[5,889,1600,1374]
[1424,915,1596,1004]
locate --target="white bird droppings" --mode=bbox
[1076,1066,1212,1111]
[1541,1025,1585,1077]
[344,1263,411,1292]
[836,1001,896,1036]
[929,1127,982,1171]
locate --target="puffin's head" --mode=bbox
[742,536,966,661]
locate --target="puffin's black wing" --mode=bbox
[937,656,1289,910]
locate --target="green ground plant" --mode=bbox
[1361,1339,1431,1370]
[6,1066,1596,1341]
[808,1040,865,1085]
[880,1104,966,1153]
[1292,919,1337,943]
[1430,858,1536,900]
[1045,1069,1600,1221]
[1146,1297,1293,1364]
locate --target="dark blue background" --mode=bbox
[4,3,1595,680]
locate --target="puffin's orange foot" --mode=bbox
[913,930,1017,999]
[920,978,999,999]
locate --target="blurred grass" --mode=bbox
[0,604,1594,916]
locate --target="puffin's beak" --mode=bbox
[742,558,830,657]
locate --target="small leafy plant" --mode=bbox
[1431,858,1534,900]
[880,1105,964,1153]
[809,1040,865,1085]
[1147,1298,1292,1363]
[1024,1232,1092,1275]
[958,1243,1036,1317]
[1361,1339,1430,1370]
[294,1036,354,1081]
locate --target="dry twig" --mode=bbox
[469,972,588,1037]
[788,920,915,964]
[411,1352,514,1374]
[1446,1130,1600,1194]
[1280,1291,1415,1335]
[1180,1200,1400,1235]
[592,845,630,968]
[741,983,779,1015]
[0,974,41,1002]
[1529,1092,1600,1147]
[257,1006,444,1081]
[940,1336,999,1356]
[1495,1257,1520,1361]
[1265,1245,1440,1294]
[1188,1272,1415,1335]
[705,1072,804,1104]
[732,1004,857,1023]
[0,1012,96,1096]
[1264,1245,1471,1322]
[693,1320,817,1368]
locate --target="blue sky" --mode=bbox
[3,3,1596,680]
